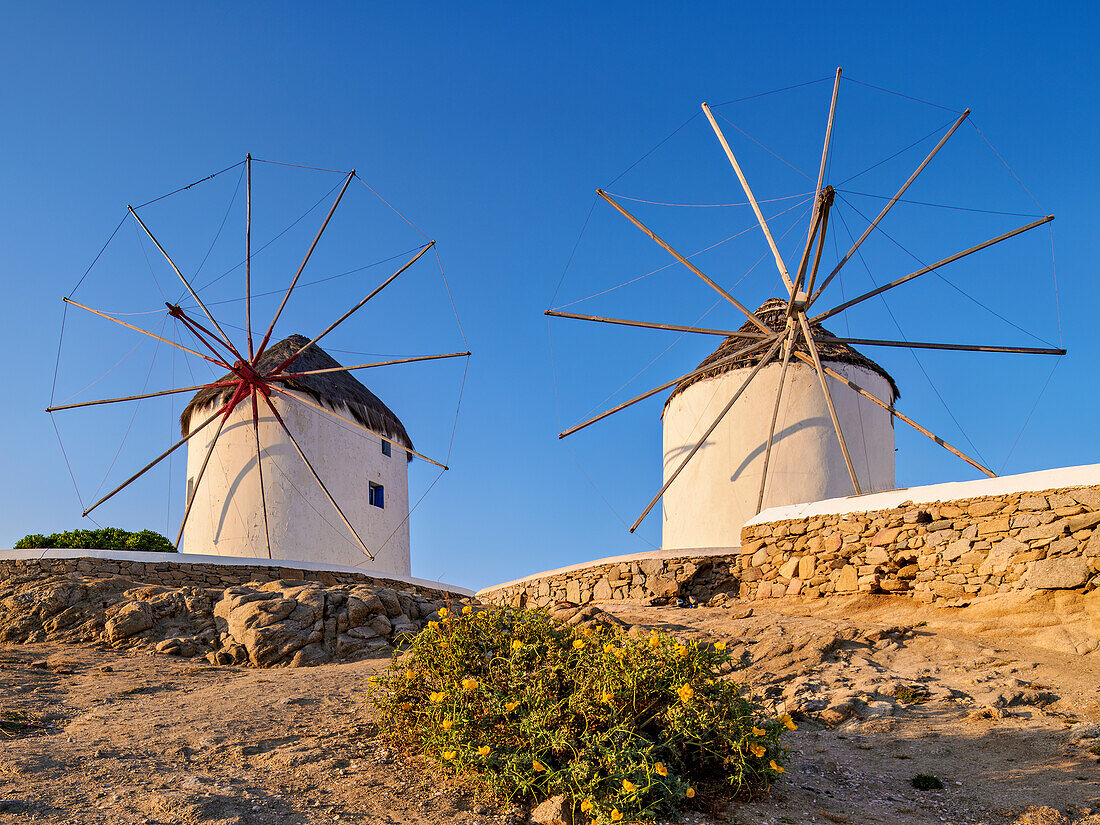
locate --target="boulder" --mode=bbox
[105,601,153,643]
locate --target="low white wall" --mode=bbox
[745,462,1100,527]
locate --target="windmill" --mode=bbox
[47,155,470,572]
[548,69,1064,550]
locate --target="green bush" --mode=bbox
[14,528,176,553]
[370,606,792,823]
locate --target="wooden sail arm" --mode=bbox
[808,108,972,307]
[545,309,764,339]
[790,350,996,478]
[628,335,786,532]
[46,380,238,413]
[277,351,471,380]
[700,102,794,294]
[595,189,771,334]
[259,392,377,561]
[811,214,1055,324]
[815,336,1065,356]
[255,170,355,360]
[127,205,243,363]
[62,298,230,369]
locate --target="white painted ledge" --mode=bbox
[0,548,473,596]
[744,463,1100,527]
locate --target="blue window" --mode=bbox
[369,482,384,509]
[381,439,391,457]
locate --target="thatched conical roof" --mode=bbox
[665,298,899,409]
[180,335,413,455]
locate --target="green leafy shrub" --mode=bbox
[370,606,793,823]
[14,528,175,553]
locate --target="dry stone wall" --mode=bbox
[481,484,1100,609]
[0,555,460,600]
[740,485,1100,604]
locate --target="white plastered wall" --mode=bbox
[181,391,411,575]
[661,361,895,551]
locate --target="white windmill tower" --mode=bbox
[548,69,1062,550]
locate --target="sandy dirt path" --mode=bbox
[1,594,1098,825]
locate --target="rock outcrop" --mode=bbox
[0,572,467,667]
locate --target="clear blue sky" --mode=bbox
[1,2,1096,590]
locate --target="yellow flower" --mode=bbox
[677,645,689,658]
[429,691,446,703]
[613,648,626,659]
[580,799,593,813]
[677,684,694,703]
[533,760,547,772]
[622,779,636,792]
[648,635,660,649]
[655,762,668,777]
[462,605,472,614]
[461,678,478,691]
[505,700,520,712]
[512,639,523,651]
[686,787,695,799]
[779,713,797,731]
[442,750,456,761]
[477,745,491,756]
[610,809,623,822]
[750,743,766,758]
[573,639,586,651]
[715,641,727,651]
[439,641,450,649]
[368,675,381,683]
[403,669,416,680]
[751,726,766,737]
[428,620,440,631]
[769,759,785,774]
[604,642,615,653]
[438,607,450,618]
[441,719,453,730]
[601,692,614,704]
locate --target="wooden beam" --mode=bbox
[81,405,227,517]
[246,153,254,360]
[803,194,833,299]
[269,242,435,376]
[811,215,1055,324]
[277,351,471,380]
[791,350,996,477]
[808,108,972,307]
[46,380,237,413]
[63,298,229,369]
[250,391,272,559]
[629,335,786,532]
[756,323,798,514]
[545,309,763,339]
[797,313,862,494]
[255,170,355,359]
[128,205,243,363]
[269,387,448,470]
[558,335,779,439]
[174,411,231,548]
[596,189,771,334]
[260,393,376,561]
[701,102,794,295]
[816,336,1065,356]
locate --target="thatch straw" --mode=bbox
[665,298,899,409]
[180,335,413,457]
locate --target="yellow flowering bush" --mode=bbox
[370,607,788,823]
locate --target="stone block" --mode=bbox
[976,517,1011,536]
[1025,557,1091,590]
[835,565,858,592]
[865,548,889,565]
[778,557,800,579]
[943,539,972,563]
[871,527,901,546]
[1070,488,1100,510]
[1018,495,1049,511]
[968,500,1002,517]
[751,549,768,567]
[798,555,815,580]
[1067,511,1100,533]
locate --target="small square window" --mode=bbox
[369,482,384,509]
[381,440,391,457]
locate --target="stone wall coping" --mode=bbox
[0,548,473,596]
[476,546,739,596]
[744,463,1100,527]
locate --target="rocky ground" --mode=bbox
[1,589,1099,825]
